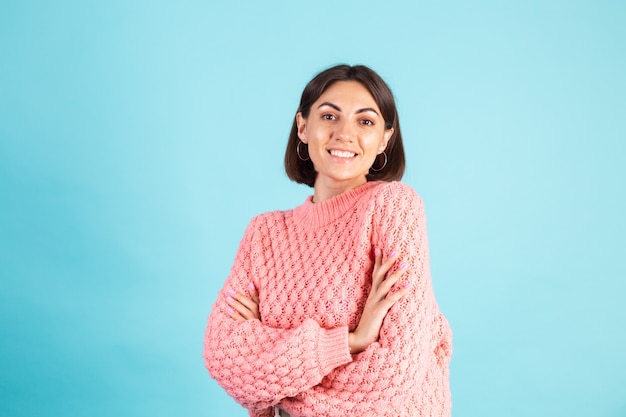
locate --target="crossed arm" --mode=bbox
[224,247,409,354]
[205,185,443,416]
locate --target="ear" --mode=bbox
[296,112,307,144]
[378,127,394,154]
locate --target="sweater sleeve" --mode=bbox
[203,215,353,413]
[280,182,452,416]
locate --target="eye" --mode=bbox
[322,113,336,121]
[360,119,374,126]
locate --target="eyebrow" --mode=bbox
[317,102,380,117]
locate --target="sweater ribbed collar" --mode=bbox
[292,181,381,230]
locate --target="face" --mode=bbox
[296,81,394,196]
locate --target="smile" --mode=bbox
[329,150,356,158]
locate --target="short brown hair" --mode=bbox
[284,64,406,187]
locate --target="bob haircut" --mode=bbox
[284,64,405,187]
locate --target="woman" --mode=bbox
[204,65,452,417]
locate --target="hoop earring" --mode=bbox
[370,152,388,172]
[296,141,310,161]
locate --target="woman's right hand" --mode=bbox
[225,282,261,321]
[349,248,410,354]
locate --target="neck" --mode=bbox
[312,176,368,203]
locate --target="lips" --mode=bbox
[329,149,356,158]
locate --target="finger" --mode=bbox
[372,248,398,286]
[225,305,245,322]
[371,248,384,285]
[374,247,383,265]
[227,288,254,310]
[248,281,260,304]
[383,281,412,306]
[227,296,258,320]
[377,261,407,295]
[233,292,259,316]
[226,287,260,320]
[380,250,400,277]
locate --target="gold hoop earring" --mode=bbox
[370,152,388,172]
[296,141,310,161]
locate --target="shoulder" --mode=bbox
[366,182,427,231]
[370,181,424,211]
[244,209,289,235]
[368,182,429,246]
[251,209,286,223]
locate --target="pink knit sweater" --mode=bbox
[204,181,452,416]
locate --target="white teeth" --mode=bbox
[329,150,356,158]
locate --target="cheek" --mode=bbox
[307,128,331,149]
[365,134,385,151]
[305,139,324,168]
[309,147,325,168]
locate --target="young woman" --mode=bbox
[204,65,452,417]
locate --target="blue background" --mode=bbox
[1,1,625,416]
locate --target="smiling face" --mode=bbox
[296,81,394,201]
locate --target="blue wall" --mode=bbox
[1,1,625,416]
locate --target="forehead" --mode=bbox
[315,81,379,110]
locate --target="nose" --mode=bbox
[335,119,355,141]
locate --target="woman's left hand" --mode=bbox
[225,282,260,321]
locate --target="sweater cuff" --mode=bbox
[317,326,353,376]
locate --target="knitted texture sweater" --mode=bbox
[204,181,452,417]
